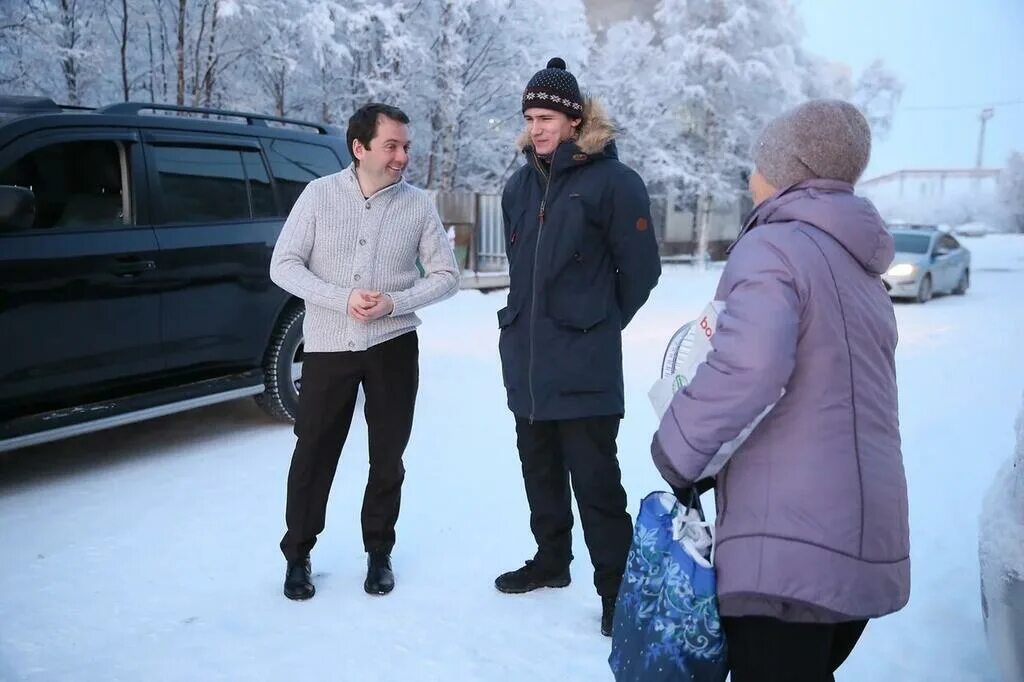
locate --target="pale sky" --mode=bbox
[798,0,1024,180]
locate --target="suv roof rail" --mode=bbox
[0,95,95,115]
[97,101,337,135]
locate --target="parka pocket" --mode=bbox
[497,303,521,391]
[546,292,615,395]
[568,192,605,230]
[547,292,608,332]
[497,304,520,329]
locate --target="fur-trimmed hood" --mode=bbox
[516,97,617,156]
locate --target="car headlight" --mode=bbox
[887,263,916,277]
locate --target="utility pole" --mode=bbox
[976,107,995,168]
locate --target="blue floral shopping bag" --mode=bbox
[609,490,727,682]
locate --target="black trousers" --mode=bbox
[280,332,419,562]
[514,415,632,597]
[723,616,868,682]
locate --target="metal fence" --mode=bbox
[649,193,747,261]
[436,191,747,273]
[475,194,508,271]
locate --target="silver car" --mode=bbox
[882,227,971,303]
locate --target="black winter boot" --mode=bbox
[494,559,571,594]
[601,595,617,637]
[283,557,315,601]
[364,551,395,595]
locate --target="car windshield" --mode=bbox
[892,232,932,254]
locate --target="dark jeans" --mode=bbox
[514,415,632,597]
[723,616,868,682]
[280,332,418,562]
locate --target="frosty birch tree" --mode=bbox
[0,0,903,205]
[436,0,591,191]
[236,0,333,117]
[427,0,470,191]
[999,151,1024,232]
[106,0,133,101]
[799,55,903,141]
[0,6,33,91]
[853,59,903,140]
[54,0,92,105]
[588,19,675,186]
[2,0,101,105]
[129,0,246,108]
[653,0,805,264]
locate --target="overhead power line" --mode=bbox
[900,99,1024,112]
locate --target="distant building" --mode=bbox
[857,168,1002,222]
[583,0,657,34]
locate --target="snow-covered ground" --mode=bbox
[2,235,1023,682]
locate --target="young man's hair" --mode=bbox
[347,103,410,166]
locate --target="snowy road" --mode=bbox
[2,235,1023,681]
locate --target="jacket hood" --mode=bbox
[739,179,895,275]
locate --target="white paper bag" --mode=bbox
[649,300,724,419]
[651,300,781,480]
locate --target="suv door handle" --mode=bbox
[111,258,156,276]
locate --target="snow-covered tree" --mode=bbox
[231,0,338,117]
[0,0,103,105]
[853,59,903,141]
[588,18,675,187]
[798,52,853,101]
[0,0,901,204]
[98,0,133,101]
[446,0,592,191]
[425,0,470,191]
[650,0,807,263]
[797,54,902,142]
[998,151,1024,233]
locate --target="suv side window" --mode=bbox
[151,145,275,224]
[0,140,129,231]
[265,139,343,213]
[940,235,960,251]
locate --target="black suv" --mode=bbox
[0,96,351,452]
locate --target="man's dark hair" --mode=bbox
[347,103,410,165]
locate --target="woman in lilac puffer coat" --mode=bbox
[652,100,910,682]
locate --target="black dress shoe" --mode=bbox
[364,551,395,595]
[601,595,617,637]
[494,559,571,594]
[283,557,315,601]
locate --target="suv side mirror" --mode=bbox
[0,185,36,232]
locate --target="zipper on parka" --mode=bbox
[528,155,553,423]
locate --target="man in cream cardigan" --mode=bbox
[270,103,459,600]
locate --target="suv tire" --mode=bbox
[255,305,304,422]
